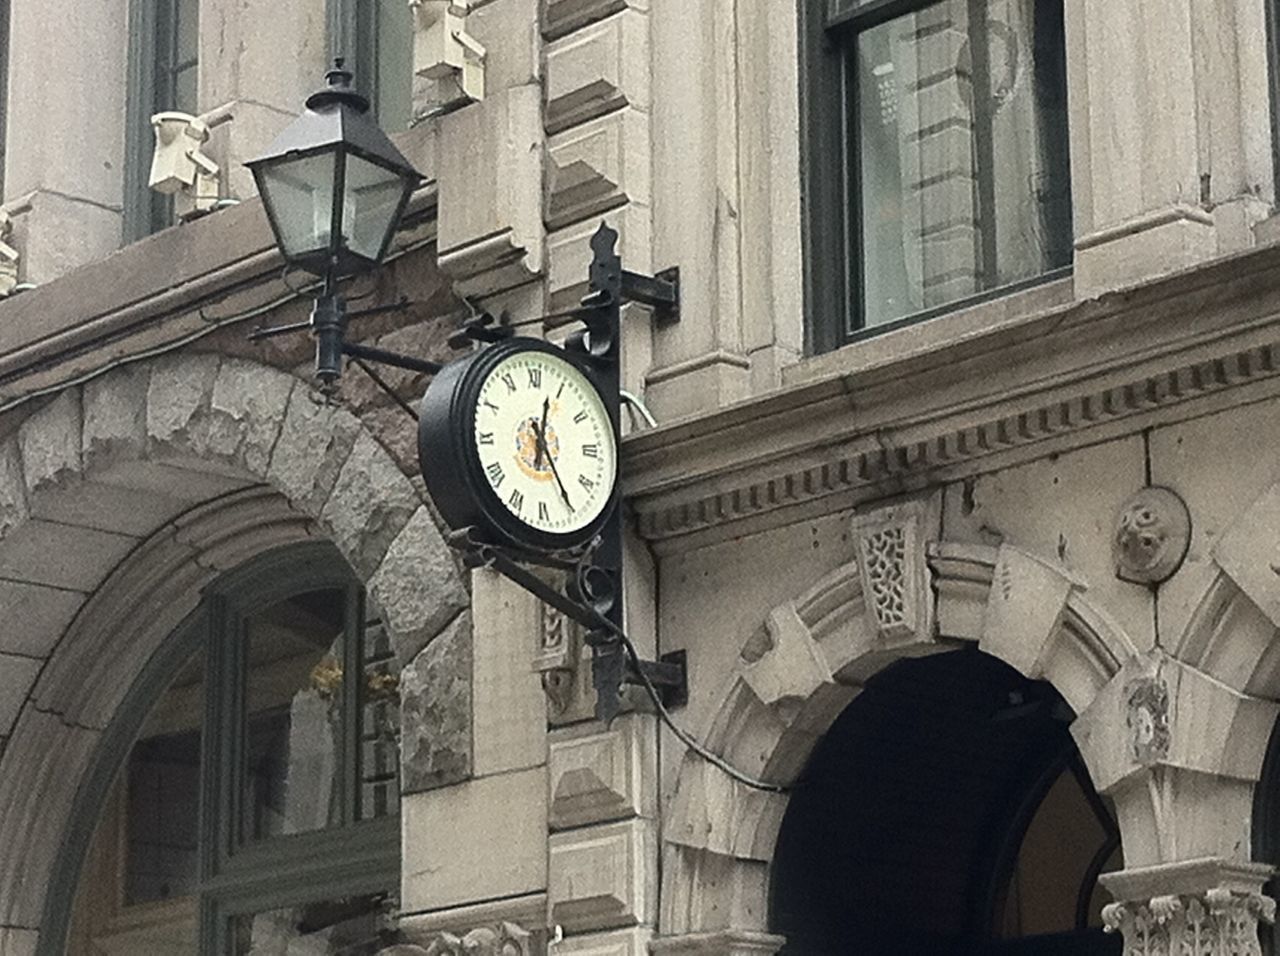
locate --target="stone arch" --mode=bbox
[660,501,1140,940]
[0,351,467,945]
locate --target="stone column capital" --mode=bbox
[648,930,786,956]
[1100,858,1276,955]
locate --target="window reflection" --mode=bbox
[232,895,393,955]
[243,588,346,841]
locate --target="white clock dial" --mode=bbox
[472,349,617,535]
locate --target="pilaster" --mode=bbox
[3,0,129,284]
[1068,0,1274,296]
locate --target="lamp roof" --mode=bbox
[248,60,421,180]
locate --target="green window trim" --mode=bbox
[41,541,400,956]
[123,0,199,243]
[327,0,414,131]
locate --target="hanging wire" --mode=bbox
[570,543,790,795]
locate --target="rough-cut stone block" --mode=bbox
[548,714,654,830]
[0,655,39,735]
[472,570,548,775]
[437,85,545,295]
[0,440,30,542]
[552,928,652,956]
[267,386,364,517]
[319,431,420,579]
[548,204,651,309]
[145,352,222,457]
[549,819,655,933]
[0,927,38,956]
[543,0,648,40]
[82,365,150,472]
[400,611,472,793]
[208,359,297,475]
[0,580,85,659]
[19,390,82,498]
[545,11,650,134]
[547,109,649,229]
[369,506,468,667]
[401,766,548,912]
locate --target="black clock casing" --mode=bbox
[417,336,619,553]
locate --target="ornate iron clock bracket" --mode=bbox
[249,223,685,722]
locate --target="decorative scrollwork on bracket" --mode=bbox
[422,922,532,956]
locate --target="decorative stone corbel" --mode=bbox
[1113,486,1191,585]
[148,103,234,221]
[1100,858,1275,956]
[534,602,595,725]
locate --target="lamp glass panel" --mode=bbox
[342,153,409,262]
[256,152,338,261]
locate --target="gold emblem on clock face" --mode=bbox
[473,350,617,534]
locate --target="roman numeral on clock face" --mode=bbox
[486,462,505,487]
[501,373,517,393]
[478,432,494,445]
[528,368,542,388]
[508,489,524,513]
[582,444,598,458]
[538,501,549,521]
[573,410,588,424]
[578,475,595,491]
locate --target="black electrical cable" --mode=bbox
[571,544,790,795]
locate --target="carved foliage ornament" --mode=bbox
[1102,890,1275,956]
[423,922,531,956]
[1113,486,1191,586]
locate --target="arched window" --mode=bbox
[769,648,1120,955]
[55,542,400,955]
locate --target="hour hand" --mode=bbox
[533,419,573,512]
[534,396,550,470]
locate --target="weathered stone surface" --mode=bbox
[208,359,297,474]
[543,0,648,40]
[552,928,652,956]
[0,439,30,541]
[0,519,137,592]
[370,507,468,668]
[319,431,420,578]
[400,610,473,793]
[267,386,364,516]
[145,352,221,455]
[548,714,655,830]
[19,390,82,496]
[549,818,656,933]
[545,10,650,134]
[0,927,38,956]
[0,580,85,658]
[81,364,150,470]
[0,655,40,735]
[401,766,548,912]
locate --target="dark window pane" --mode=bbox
[231,895,394,955]
[854,0,1070,331]
[125,651,205,906]
[242,588,347,841]
[175,0,198,65]
[173,63,198,114]
[375,0,414,129]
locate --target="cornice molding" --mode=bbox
[622,241,1280,550]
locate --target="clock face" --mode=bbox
[470,348,617,536]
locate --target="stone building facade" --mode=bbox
[2,0,1280,954]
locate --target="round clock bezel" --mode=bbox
[418,337,620,553]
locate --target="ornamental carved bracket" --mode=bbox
[1113,486,1191,586]
[422,921,533,956]
[850,499,935,645]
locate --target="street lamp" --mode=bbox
[246,59,422,388]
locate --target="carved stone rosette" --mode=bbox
[1101,889,1276,956]
[1113,486,1191,585]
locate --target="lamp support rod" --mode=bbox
[340,341,442,375]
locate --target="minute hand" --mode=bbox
[532,420,573,512]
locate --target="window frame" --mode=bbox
[327,0,414,129]
[41,541,400,956]
[800,0,1074,354]
[0,0,10,200]
[124,0,199,243]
